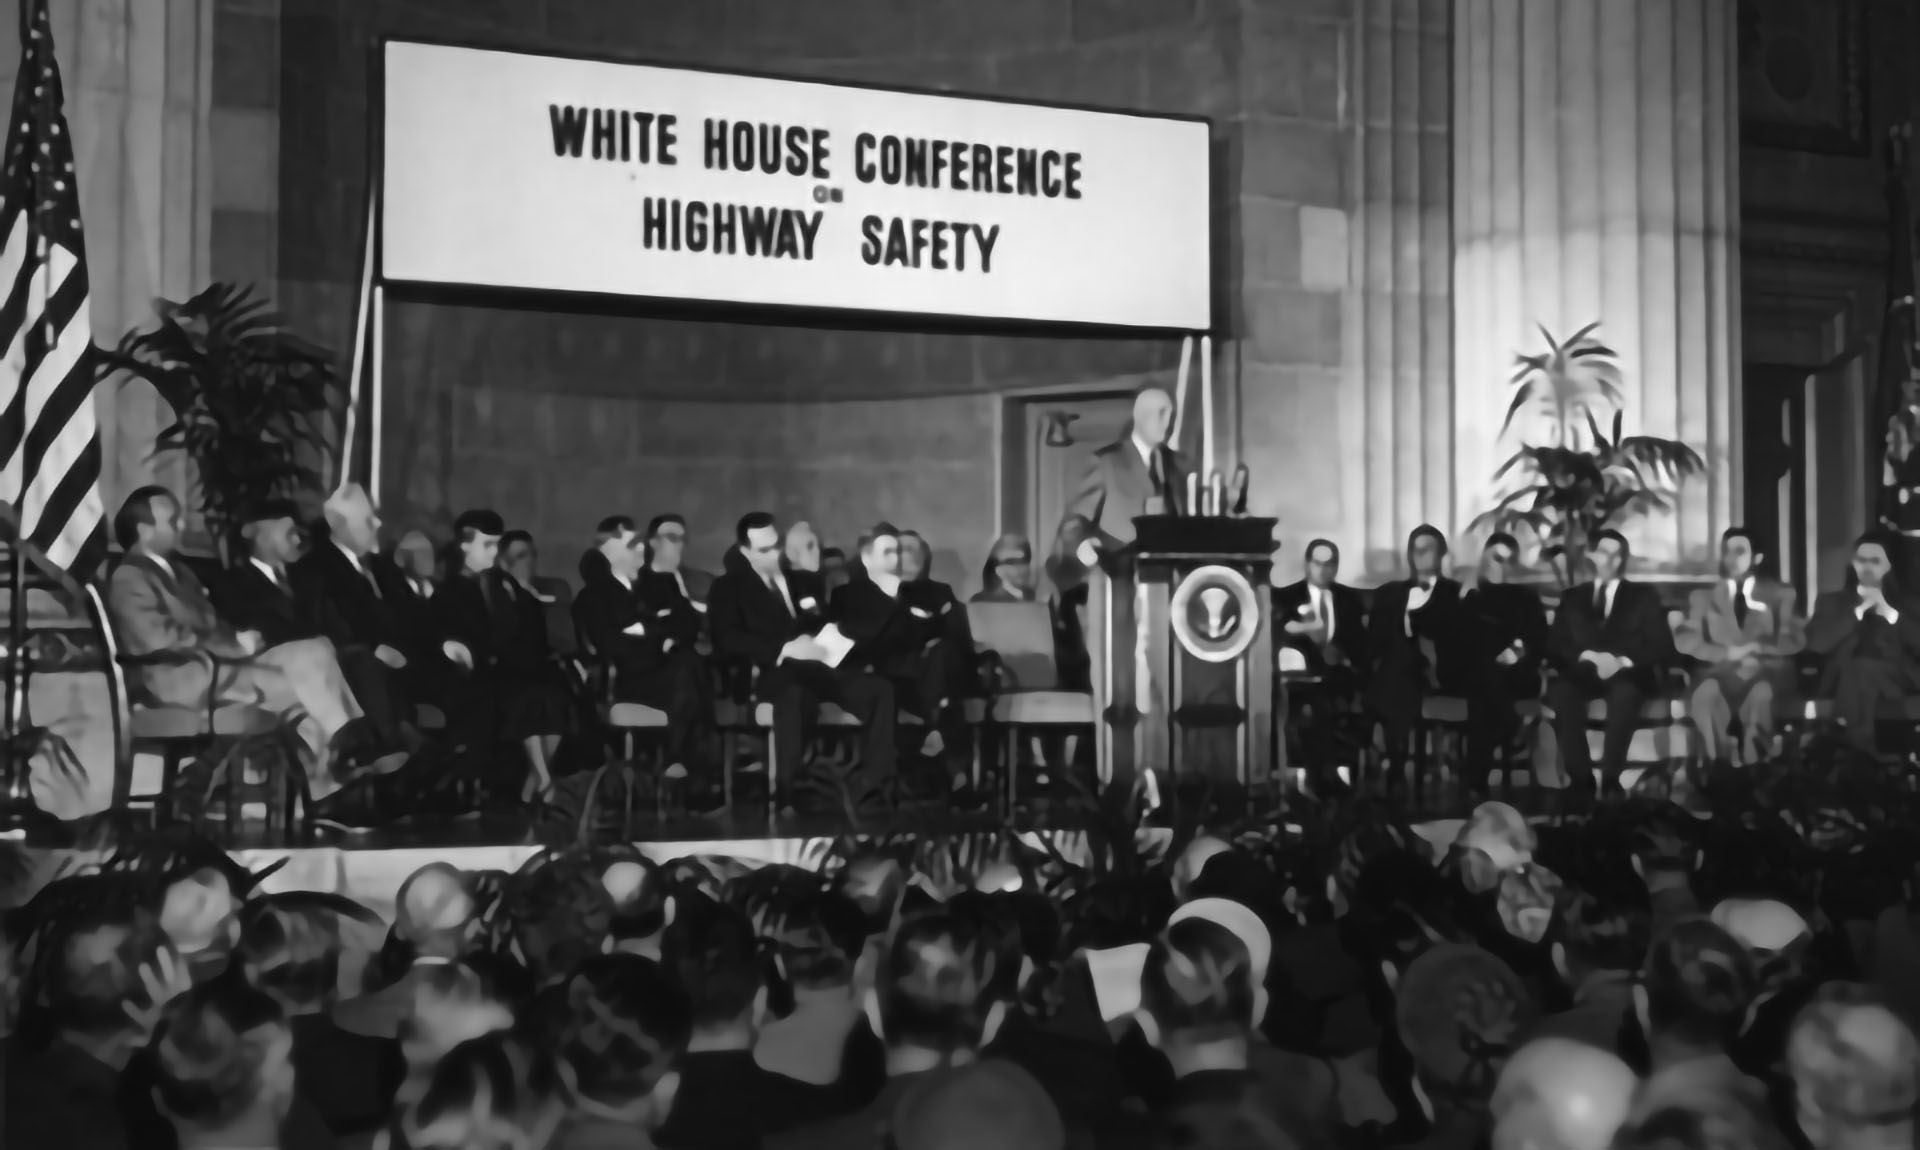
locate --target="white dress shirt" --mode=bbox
[1857,589,1900,624]
[767,570,796,615]
[146,552,174,581]
[1404,580,1435,637]
[251,557,288,591]
[1594,579,1619,621]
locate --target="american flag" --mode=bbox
[0,0,104,577]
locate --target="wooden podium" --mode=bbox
[1087,515,1279,800]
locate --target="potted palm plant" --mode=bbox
[1468,323,1704,587]
[100,283,339,562]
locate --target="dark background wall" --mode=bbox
[273,0,1287,585]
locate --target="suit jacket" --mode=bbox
[830,574,925,669]
[1458,581,1550,676]
[1546,579,1676,679]
[106,552,251,706]
[1062,438,1190,553]
[637,567,705,650]
[1367,576,1464,673]
[432,568,552,674]
[1673,579,1806,669]
[1806,590,1920,668]
[1271,580,1369,674]
[572,573,678,682]
[292,543,406,653]
[220,561,309,648]
[708,561,828,673]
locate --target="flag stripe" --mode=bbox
[0,0,105,580]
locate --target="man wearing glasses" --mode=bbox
[1458,532,1549,800]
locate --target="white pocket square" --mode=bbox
[910,606,932,619]
[621,622,647,637]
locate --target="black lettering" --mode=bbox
[642,197,668,247]
[995,146,1013,194]
[883,216,910,266]
[783,126,810,177]
[1041,151,1063,198]
[795,210,822,259]
[882,136,902,184]
[741,205,778,256]
[811,128,831,180]
[861,215,884,264]
[591,109,618,160]
[711,203,736,254]
[686,201,709,252]
[1015,149,1038,196]
[971,144,993,192]
[855,134,878,183]
[703,119,727,169]
[1063,152,1082,199]
[930,141,948,190]
[657,114,678,164]
[949,140,968,190]
[549,105,589,157]
[618,111,631,162]
[904,138,928,187]
[974,223,1000,273]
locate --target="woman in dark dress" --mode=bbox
[432,509,575,802]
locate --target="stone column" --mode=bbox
[1,0,213,511]
[1341,0,1453,574]
[1452,0,1740,567]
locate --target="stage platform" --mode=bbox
[0,807,1470,924]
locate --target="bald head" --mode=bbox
[1788,984,1920,1131]
[324,483,380,556]
[1493,1038,1637,1150]
[1133,388,1174,448]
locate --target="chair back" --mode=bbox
[967,600,1061,691]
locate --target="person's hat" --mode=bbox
[1169,897,1272,980]
[890,1059,1065,1150]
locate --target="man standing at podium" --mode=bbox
[1063,386,1190,573]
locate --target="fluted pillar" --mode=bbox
[1340,0,1453,574]
[0,0,213,511]
[1453,0,1739,567]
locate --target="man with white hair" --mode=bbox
[1062,386,1188,573]
[295,483,415,748]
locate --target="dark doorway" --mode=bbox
[1743,363,1812,598]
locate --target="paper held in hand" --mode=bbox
[813,623,855,668]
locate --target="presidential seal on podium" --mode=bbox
[1169,564,1261,664]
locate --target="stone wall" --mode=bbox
[270,0,1446,589]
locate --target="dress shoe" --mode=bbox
[308,780,392,834]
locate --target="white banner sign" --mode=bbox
[379,40,1212,330]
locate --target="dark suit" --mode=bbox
[292,544,413,746]
[221,561,310,648]
[1805,588,1920,751]
[708,560,896,790]
[1545,579,1676,788]
[573,571,714,771]
[433,569,574,744]
[1674,578,1806,762]
[1457,582,1550,788]
[1272,580,1369,786]
[832,574,972,755]
[1365,576,1465,757]
[1059,438,1190,585]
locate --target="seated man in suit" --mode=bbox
[573,525,718,807]
[1456,532,1550,797]
[293,484,416,750]
[221,500,311,649]
[833,524,973,785]
[708,511,896,806]
[1674,527,1806,766]
[898,528,980,697]
[1545,529,1677,796]
[104,486,395,823]
[641,514,704,622]
[1366,525,1465,781]
[1272,538,1369,793]
[1805,531,1920,753]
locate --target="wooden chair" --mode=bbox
[966,600,1094,809]
[93,586,294,836]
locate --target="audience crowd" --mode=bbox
[7,756,1920,1150]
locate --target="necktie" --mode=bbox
[360,560,382,599]
[768,573,791,615]
[1732,582,1748,627]
[1317,593,1330,630]
[1595,584,1608,620]
[269,567,287,594]
[1148,448,1164,494]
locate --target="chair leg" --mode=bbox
[155,747,183,827]
[766,730,780,814]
